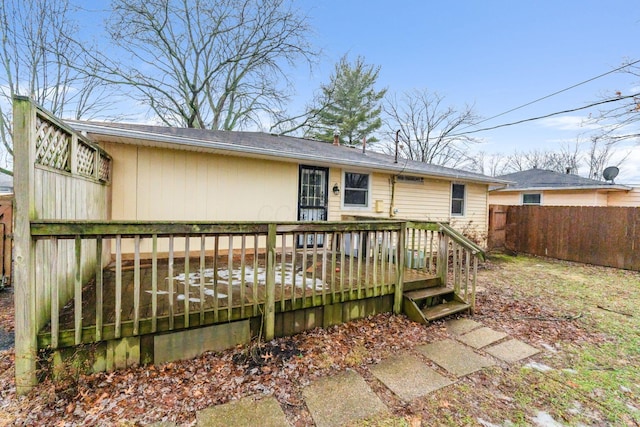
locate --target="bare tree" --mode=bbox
[383,89,481,168]
[0,0,108,176]
[86,0,316,130]
[586,134,631,180]
[466,151,509,176]
[590,59,640,144]
[503,141,581,174]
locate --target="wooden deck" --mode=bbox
[39,250,434,348]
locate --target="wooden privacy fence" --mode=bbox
[504,205,640,270]
[487,204,507,251]
[13,96,112,393]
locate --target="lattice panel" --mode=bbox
[98,154,111,182]
[76,141,96,177]
[35,116,71,171]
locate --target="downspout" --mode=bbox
[389,175,397,217]
[390,129,401,216]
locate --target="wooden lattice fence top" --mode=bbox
[98,154,111,182]
[35,116,71,172]
[34,112,111,183]
[76,141,95,177]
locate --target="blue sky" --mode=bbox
[75,1,640,182]
[288,0,640,182]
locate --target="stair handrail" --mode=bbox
[437,222,485,261]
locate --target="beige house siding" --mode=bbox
[543,190,608,206]
[329,168,488,241]
[489,189,613,207]
[328,170,392,220]
[608,187,640,206]
[450,183,489,242]
[488,192,520,206]
[393,179,451,222]
[105,142,298,222]
[105,142,491,249]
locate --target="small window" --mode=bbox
[344,172,369,207]
[522,193,541,205]
[451,183,465,216]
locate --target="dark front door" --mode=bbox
[298,165,328,247]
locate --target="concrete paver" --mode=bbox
[302,370,387,427]
[445,318,482,335]
[417,339,494,377]
[369,353,453,402]
[485,339,540,363]
[196,396,289,427]
[458,327,507,349]
[191,321,545,426]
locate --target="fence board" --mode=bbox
[504,205,640,270]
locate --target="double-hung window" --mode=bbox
[451,183,465,216]
[344,172,369,208]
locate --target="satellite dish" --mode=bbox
[603,166,619,182]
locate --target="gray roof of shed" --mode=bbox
[69,120,508,185]
[491,168,631,191]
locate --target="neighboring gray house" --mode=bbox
[489,168,633,206]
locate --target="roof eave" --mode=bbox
[71,122,507,186]
[490,185,632,192]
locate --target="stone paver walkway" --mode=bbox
[196,396,288,427]
[458,326,508,349]
[369,353,452,402]
[486,338,540,363]
[302,370,387,427]
[416,339,495,377]
[193,320,541,427]
[445,318,482,335]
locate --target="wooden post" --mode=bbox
[265,224,276,341]
[438,230,449,288]
[471,257,478,314]
[13,96,38,394]
[393,225,406,314]
[74,237,83,345]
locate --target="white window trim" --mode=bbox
[451,182,466,217]
[342,170,372,210]
[522,192,542,205]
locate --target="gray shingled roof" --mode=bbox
[492,168,630,191]
[69,121,508,185]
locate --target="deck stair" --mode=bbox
[402,276,470,323]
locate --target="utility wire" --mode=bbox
[448,93,638,137]
[460,58,640,131]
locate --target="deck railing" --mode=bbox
[29,221,410,349]
[28,219,485,350]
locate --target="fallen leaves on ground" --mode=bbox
[0,255,627,426]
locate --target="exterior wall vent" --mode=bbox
[397,175,424,184]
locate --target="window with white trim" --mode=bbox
[343,172,370,207]
[522,193,541,205]
[451,183,465,216]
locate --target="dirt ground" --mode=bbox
[0,254,639,426]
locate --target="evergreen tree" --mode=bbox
[310,55,386,145]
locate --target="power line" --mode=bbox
[449,93,638,137]
[460,58,640,131]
